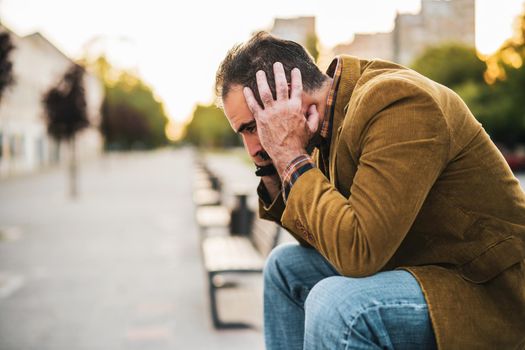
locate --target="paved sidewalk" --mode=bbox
[1,147,524,350]
[0,148,264,350]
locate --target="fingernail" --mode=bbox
[257,70,265,77]
[274,62,282,68]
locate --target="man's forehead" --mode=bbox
[223,85,254,130]
[225,84,245,100]
[224,85,249,111]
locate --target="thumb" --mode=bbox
[306,104,320,134]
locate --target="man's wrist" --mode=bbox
[280,154,316,201]
[274,149,307,176]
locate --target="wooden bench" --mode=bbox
[192,163,222,206]
[195,205,230,235]
[197,208,281,329]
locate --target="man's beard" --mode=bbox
[256,150,271,161]
[254,151,277,176]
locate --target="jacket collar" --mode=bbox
[328,55,363,182]
[330,55,363,134]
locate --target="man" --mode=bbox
[215,31,525,349]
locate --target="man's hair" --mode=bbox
[215,31,327,107]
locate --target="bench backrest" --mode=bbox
[250,216,281,257]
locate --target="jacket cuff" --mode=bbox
[281,168,325,247]
[281,154,316,201]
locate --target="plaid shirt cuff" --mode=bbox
[282,154,315,201]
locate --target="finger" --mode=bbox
[290,67,303,101]
[273,62,288,100]
[256,70,274,107]
[306,104,320,134]
[243,87,262,116]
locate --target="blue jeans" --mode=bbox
[263,243,437,350]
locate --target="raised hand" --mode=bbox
[243,62,320,176]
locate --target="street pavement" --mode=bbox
[0,148,264,350]
[1,147,524,350]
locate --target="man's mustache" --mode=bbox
[256,150,271,161]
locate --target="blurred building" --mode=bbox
[333,32,394,61]
[269,16,316,48]
[333,0,475,66]
[393,0,475,65]
[0,25,103,178]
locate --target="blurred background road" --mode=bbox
[0,148,265,350]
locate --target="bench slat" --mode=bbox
[196,205,230,228]
[203,236,265,272]
[251,218,280,257]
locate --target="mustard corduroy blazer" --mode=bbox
[260,56,525,349]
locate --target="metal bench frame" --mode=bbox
[197,210,281,329]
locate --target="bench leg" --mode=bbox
[208,272,252,329]
[212,274,240,289]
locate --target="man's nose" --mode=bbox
[245,135,262,158]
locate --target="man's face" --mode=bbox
[223,84,271,166]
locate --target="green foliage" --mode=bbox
[183,103,240,148]
[481,64,525,146]
[411,18,525,148]
[411,43,485,88]
[96,57,169,150]
[305,33,320,63]
[481,9,525,146]
[43,64,89,141]
[454,81,514,142]
[485,10,525,84]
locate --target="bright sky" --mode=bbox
[1,0,524,127]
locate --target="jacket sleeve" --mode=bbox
[280,79,451,276]
[257,180,312,247]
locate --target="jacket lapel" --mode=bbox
[328,56,362,186]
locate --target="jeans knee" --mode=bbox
[304,276,347,324]
[263,243,303,284]
[306,276,394,349]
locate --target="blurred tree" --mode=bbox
[411,43,486,88]
[305,33,320,63]
[485,8,525,84]
[0,30,14,103]
[94,56,169,150]
[453,81,513,143]
[102,102,151,149]
[183,103,240,148]
[410,36,525,148]
[481,6,525,147]
[43,64,89,198]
